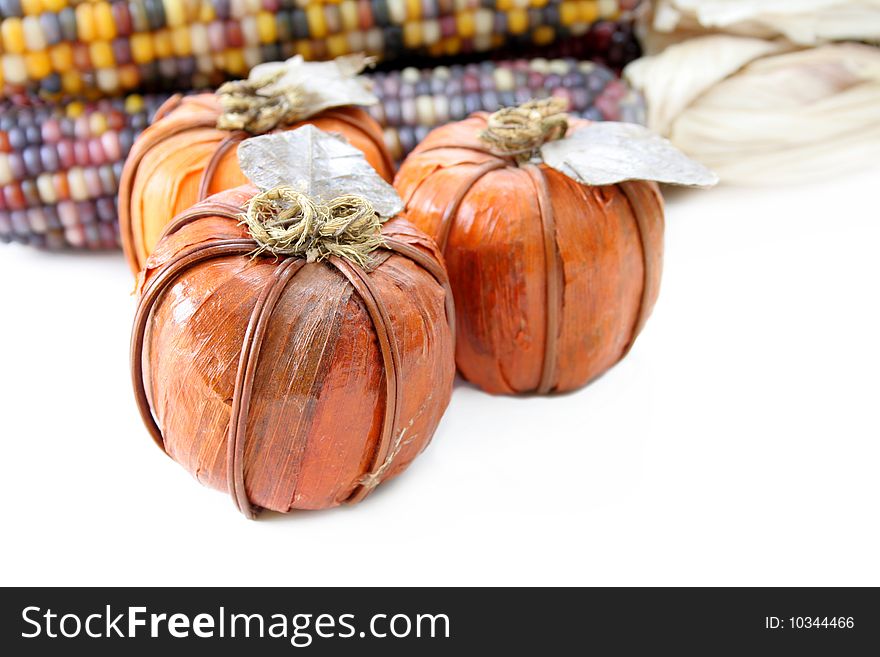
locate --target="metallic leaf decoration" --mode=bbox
[246,54,378,117]
[541,122,719,187]
[238,125,404,219]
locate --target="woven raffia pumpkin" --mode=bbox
[131,127,454,517]
[119,55,394,273]
[395,98,717,394]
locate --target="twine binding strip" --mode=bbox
[617,181,664,358]
[434,159,507,252]
[198,132,248,202]
[524,164,562,394]
[329,256,403,504]
[131,197,455,518]
[228,258,305,518]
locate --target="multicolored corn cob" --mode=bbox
[0,0,642,98]
[0,92,167,248]
[369,56,645,160]
[0,56,644,250]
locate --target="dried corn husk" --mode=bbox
[643,0,880,52]
[625,37,880,184]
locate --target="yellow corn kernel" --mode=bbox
[580,0,599,24]
[560,1,578,26]
[198,3,215,22]
[130,33,155,64]
[43,0,66,11]
[225,48,246,75]
[402,21,421,48]
[163,0,186,28]
[305,4,327,39]
[89,41,114,68]
[508,8,528,34]
[49,42,73,72]
[442,36,461,56]
[89,111,108,136]
[62,70,83,94]
[256,11,277,44]
[152,30,173,59]
[119,64,139,89]
[295,40,312,61]
[20,0,42,16]
[75,4,97,43]
[25,51,51,78]
[124,94,145,114]
[94,3,116,41]
[1,18,26,55]
[532,24,555,45]
[171,26,192,56]
[339,1,358,32]
[326,33,348,58]
[405,0,421,20]
[427,41,444,58]
[456,11,476,39]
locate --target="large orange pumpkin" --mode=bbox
[119,93,394,273]
[394,104,665,395]
[131,185,454,517]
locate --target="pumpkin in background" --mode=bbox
[119,56,395,273]
[132,184,454,517]
[395,99,714,395]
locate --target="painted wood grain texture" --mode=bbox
[132,186,454,516]
[394,113,665,395]
[119,93,395,274]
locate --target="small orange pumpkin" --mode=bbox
[119,58,394,273]
[394,100,667,395]
[131,184,454,516]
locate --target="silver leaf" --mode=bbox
[247,54,377,117]
[540,122,719,187]
[238,125,404,219]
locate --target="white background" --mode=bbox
[1,167,878,586]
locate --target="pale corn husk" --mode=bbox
[625,37,880,184]
[643,0,880,52]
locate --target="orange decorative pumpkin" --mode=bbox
[394,100,668,395]
[119,57,395,273]
[131,183,454,517]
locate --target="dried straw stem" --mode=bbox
[479,97,569,162]
[216,71,305,134]
[242,187,385,266]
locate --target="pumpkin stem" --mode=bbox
[241,187,385,266]
[479,98,569,162]
[216,71,305,134]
